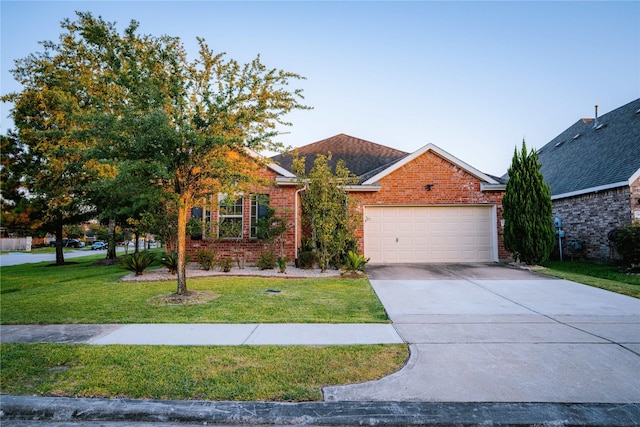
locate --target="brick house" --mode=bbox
[186,134,508,265]
[274,134,508,263]
[185,158,301,265]
[536,98,640,261]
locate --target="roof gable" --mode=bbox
[245,147,295,178]
[362,143,500,185]
[270,133,408,179]
[537,98,640,197]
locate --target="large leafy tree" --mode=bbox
[3,12,308,292]
[113,39,309,294]
[293,153,360,272]
[503,140,555,264]
[0,132,43,237]
[1,20,116,263]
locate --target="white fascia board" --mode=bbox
[244,147,296,178]
[342,185,381,192]
[268,163,296,178]
[275,177,299,186]
[274,177,380,192]
[628,167,640,185]
[551,181,629,200]
[362,143,499,185]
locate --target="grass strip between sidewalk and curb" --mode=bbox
[0,343,408,401]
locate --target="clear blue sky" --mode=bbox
[2,1,639,176]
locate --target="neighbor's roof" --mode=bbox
[271,133,408,181]
[536,98,640,198]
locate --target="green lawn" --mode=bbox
[539,260,640,298]
[0,343,407,401]
[0,254,389,324]
[0,253,406,401]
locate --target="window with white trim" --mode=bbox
[190,206,213,240]
[250,194,270,238]
[218,196,244,239]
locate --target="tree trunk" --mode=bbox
[54,221,65,265]
[176,196,189,295]
[107,217,117,259]
[134,232,140,254]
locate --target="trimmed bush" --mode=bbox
[219,257,233,272]
[610,222,640,265]
[297,251,316,269]
[196,249,216,271]
[257,251,277,270]
[278,256,287,273]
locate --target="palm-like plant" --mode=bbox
[121,251,155,276]
[342,251,369,275]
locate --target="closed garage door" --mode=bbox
[364,206,495,263]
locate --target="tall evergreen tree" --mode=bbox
[503,140,555,264]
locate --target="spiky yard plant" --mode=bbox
[121,251,155,276]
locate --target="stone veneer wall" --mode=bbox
[351,150,508,260]
[631,176,640,223]
[552,182,635,262]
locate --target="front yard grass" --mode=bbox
[0,253,407,401]
[0,255,388,324]
[539,260,640,298]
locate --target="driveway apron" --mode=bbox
[323,263,640,403]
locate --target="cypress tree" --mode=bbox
[503,140,555,264]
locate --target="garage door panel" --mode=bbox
[364,206,495,263]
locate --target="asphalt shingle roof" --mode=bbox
[536,98,640,196]
[271,133,409,181]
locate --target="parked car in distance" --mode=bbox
[91,241,108,250]
[49,239,85,248]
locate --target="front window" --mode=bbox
[190,205,213,240]
[218,196,243,239]
[250,194,270,238]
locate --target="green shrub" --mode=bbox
[342,251,369,275]
[121,251,155,276]
[161,251,179,275]
[196,249,216,271]
[278,256,287,273]
[297,251,316,269]
[610,222,640,265]
[256,251,277,270]
[219,257,233,272]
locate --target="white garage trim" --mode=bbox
[364,205,498,263]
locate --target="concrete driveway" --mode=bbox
[324,263,640,403]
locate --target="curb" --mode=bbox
[2,396,639,426]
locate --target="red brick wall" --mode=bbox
[350,150,508,260]
[185,167,298,265]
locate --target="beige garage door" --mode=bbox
[364,206,495,263]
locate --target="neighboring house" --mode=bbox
[536,98,640,261]
[187,133,508,264]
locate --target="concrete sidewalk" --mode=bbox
[0,323,404,345]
